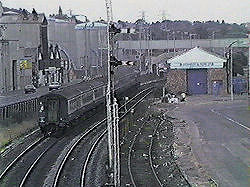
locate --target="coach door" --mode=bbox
[47,99,59,122]
[187,69,208,94]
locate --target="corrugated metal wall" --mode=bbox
[187,69,207,94]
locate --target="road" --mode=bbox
[171,96,249,187]
[0,80,81,107]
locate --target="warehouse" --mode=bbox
[166,47,228,95]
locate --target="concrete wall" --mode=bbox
[75,27,107,76]
[0,14,41,93]
[0,41,20,93]
[0,10,109,92]
[117,38,249,50]
[48,19,77,66]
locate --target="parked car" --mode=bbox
[49,82,61,91]
[24,85,36,94]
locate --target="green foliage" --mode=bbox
[232,52,248,75]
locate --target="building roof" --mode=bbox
[75,22,107,30]
[168,46,226,69]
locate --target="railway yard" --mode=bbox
[0,80,200,187]
[0,1,249,186]
[0,79,249,187]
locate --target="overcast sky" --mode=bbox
[1,0,250,24]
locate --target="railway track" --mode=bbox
[120,99,191,187]
[0,86,155,186]
[19,139,59,187]
[0,137,59,186]
[128,116,164,186]
[0,108,105,186]
[82,87,155,187]
[0,128,42,168]
[51,120,107,187]
[49,87,154,187]
[149,120,165,186]
[0,137,44,180]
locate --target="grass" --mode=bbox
[0,119,36,152]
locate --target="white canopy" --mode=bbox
[168,47,226,69]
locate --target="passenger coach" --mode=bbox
[38,66,139,135]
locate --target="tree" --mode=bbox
[232,52,248,75]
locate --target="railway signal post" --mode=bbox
[105,2,136,185]
[105,0,121,186]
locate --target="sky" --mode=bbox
[1,0,250,24]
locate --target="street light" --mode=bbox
[189,33,197,48]
[227,40,238,101]
[162,29,170,53]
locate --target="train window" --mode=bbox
[68,95,82,113]
[33,100,35,111]
[35,99,37,111]
[23,102,26,113]
[28,101,30,112]
[9,105,12,117]
[27,102,29,112]
[95,87,104,99]
[82,92,93,105]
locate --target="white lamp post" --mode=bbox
[227,41,238,101]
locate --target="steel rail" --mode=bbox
[120,89,153,119]
[149,120,165,187]
[0,137,45,181]
[81,87,154,186]
[119,87,153,110]
[53,87,154,187]
[81,130,107,187]
[1,128,40,157]
[53,118,106,187]
[19,139,58,187]
[127,89,154,186]
[128,121,146,187]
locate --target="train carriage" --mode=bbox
[38,79,105,134]
[0,65,142,136]
[38,66,139,135]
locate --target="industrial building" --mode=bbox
[75,21,107,77]
[166,47,228,95]
[0,2,45,93]
[0,2,108,94]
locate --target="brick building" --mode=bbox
[166,47,228,95]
